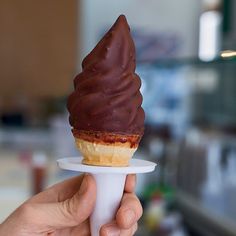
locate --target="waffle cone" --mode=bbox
[73,130,141,167]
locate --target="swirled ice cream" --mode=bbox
[67,15,144,166]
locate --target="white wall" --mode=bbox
[79,0,201,67]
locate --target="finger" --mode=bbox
[28,175,84,203]
[120,223,138,236]
[55,219,90,236]
[124,174,136,193]
[100,222,138,236]
[100,222,120,236]
[70,220,90,236]
[116,193,143,229]
[20,174,96,230]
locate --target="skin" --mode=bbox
[0,174,142,236]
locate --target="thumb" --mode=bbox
[22,174,96,230]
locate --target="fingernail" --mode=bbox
[79,175,88,195]
[124,209,136,226]
[104,225,120,236]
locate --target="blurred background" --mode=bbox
[0,0,236,235]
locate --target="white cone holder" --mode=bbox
[57,157,156,236]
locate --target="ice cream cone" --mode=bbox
[67,15,145,167]
[73,130,141,167]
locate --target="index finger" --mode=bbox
[124,174,136,193]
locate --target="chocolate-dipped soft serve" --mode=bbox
[67,15,145,166]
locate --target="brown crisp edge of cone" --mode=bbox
[72,129,142,148]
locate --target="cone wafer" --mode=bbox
[73,130,141,166]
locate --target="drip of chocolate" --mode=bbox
[67,15,144,135]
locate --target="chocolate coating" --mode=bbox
[67,15,145,135]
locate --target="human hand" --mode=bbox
[0,174,142,236]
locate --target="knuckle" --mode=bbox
[124,194,143,219]
[120,224,138,236]
[132,222,138,234]
[20,203,32,216]
[99,226,107,236]
[61,199,76,222]
[61,197,82,224]
[19,203,34,223]
[131,196,143,219]
[137,200,143,218]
